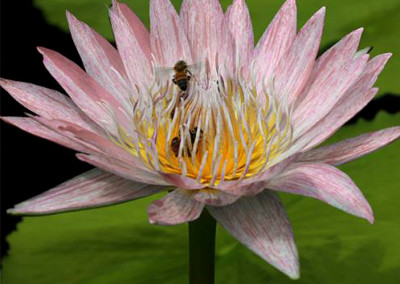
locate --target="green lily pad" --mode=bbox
[33,0,399,96]
[2,111,400,283]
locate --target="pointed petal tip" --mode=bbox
[0,77,10,87]
[272,252,299,279]
[276,0,297,15]
[352,27,364,37]
[290,274,300,280]
[310,6,326,21]
[65,10,73,19]
[233,0,246,7]
[37,46,46,55]
[37,46,55,56]
[6,208,18,215]
[365,207,374,224]
[367,52,392,70]
[66,10,81,25]
[281,250,300,279]
[6,206,32,216]
[148,214,157,225]
[287,268,300,280]
[382,52,393,60]
[315,7,326,20]
[368,215,375,225]
[283,0,296,8]
[110,0,120,12]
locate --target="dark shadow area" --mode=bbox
[0,0,91,260]
[347,94,400,124]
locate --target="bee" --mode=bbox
[155,60,198,92]
[171,127,203,157]
[155,60,201,119]
[172,60,192,92]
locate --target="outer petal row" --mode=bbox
[0,79,97,131]
[293,29,367,136]
[8,169,166,215]
[209,190,299,279]
[267,163,374,223]
[298,53,392,151]
[147,188,299,278]
[300,127,400,165]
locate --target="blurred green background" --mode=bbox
[2,0,400,283]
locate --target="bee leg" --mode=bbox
[181,91,189,100]
[172,77,177,85]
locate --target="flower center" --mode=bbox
[113,72,292,186]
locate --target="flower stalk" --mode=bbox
[189,210,217,284]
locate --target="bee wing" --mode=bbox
[187,62,204,76]
[154,66,174,83]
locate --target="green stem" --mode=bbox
[188,209,217,284]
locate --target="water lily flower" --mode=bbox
[2,0,399,279]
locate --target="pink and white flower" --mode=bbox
[2,0,399,278]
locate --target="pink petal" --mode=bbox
[298,28,363,97]
[180,0,224,74]
[77,154,170,186]
[216,154,299,195]
[109,1,152,88]
[38,47,130,134]
[158,173,206,189]
[23,116,169,185]
[253,0,296,89]
[295,53,392,151]
[148,189,204,225]
[150,0,192,66]
[300,127,400,165]
[113,0,151,57]
[66,12,130,105]
[274,7,325,105]
[208,190,299,279]
[0,79,96,131]
[35,117,135,165]
[292,29,368,137]
[8,169,164,215]
[1,116,90,153]
[267,163,374,223]
[192,189,240,206]
[225,0,253,68]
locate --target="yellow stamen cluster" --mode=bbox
[114,75,292,186]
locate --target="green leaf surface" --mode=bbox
[33,0,399,96]
[3,111,400,283]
